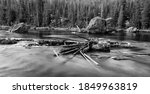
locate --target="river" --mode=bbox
[0,30,150,77]
[1,30,150,42]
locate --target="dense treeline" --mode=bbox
[0,0,150,29]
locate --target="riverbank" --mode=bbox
[139,29,150,33]
[2,24,150,35]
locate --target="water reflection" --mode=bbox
[0,30,150,42]
[125,32,150,42]
[87,32,150,42]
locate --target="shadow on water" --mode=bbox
[89,32,150,42]
[129,47,145,52]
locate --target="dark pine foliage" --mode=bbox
[141,0,150,29]
[0,0,149,29]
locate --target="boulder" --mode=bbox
[86,17,106,33]
[10,23,30,33]
[126,27,139,33]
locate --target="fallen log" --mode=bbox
[53,49,59,57]
[60,42,89,55]
[83,53,99,65]
[60,48,79,55]
[80,51,99,65]
[60,46,80,53]
[80,51,91,62]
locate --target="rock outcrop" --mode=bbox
[126,27,139,33]
[86,17,106,33]
[9,23,30,33]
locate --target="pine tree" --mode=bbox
[117,0,127,28]
[6,0,11,25]
[19,0,29,23]
[0,0,147,28]
[141,0,150,29]
[1,8,7,25]
[0,0,7,25]
[111,1,119,27]
[8,9,17,25]
[132,0,142,29]
[36,0,44,26]
[46,10,52,26]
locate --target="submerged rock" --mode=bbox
[0,38,18,45]
[111,56,129,61]
[92,40,110,52]
[38,40,64,46]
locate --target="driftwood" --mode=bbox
[80,51,99,65]
[0,37,134,66]
[0,37,134,51]
[80,51,91,62]
[61,48,79,55]
[60,42,89,55]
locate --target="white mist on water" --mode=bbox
[0,42,150,77]
[0,30,150,77]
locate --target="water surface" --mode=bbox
[0,30,150,77]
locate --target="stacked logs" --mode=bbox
[59,42,90,55]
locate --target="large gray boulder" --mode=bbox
[10,23,30,33]
[86,17,106,33]
[126,27,139,33]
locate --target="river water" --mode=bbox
[46,31,150,42]
[0,30,150,77]
[1,30,150,42]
